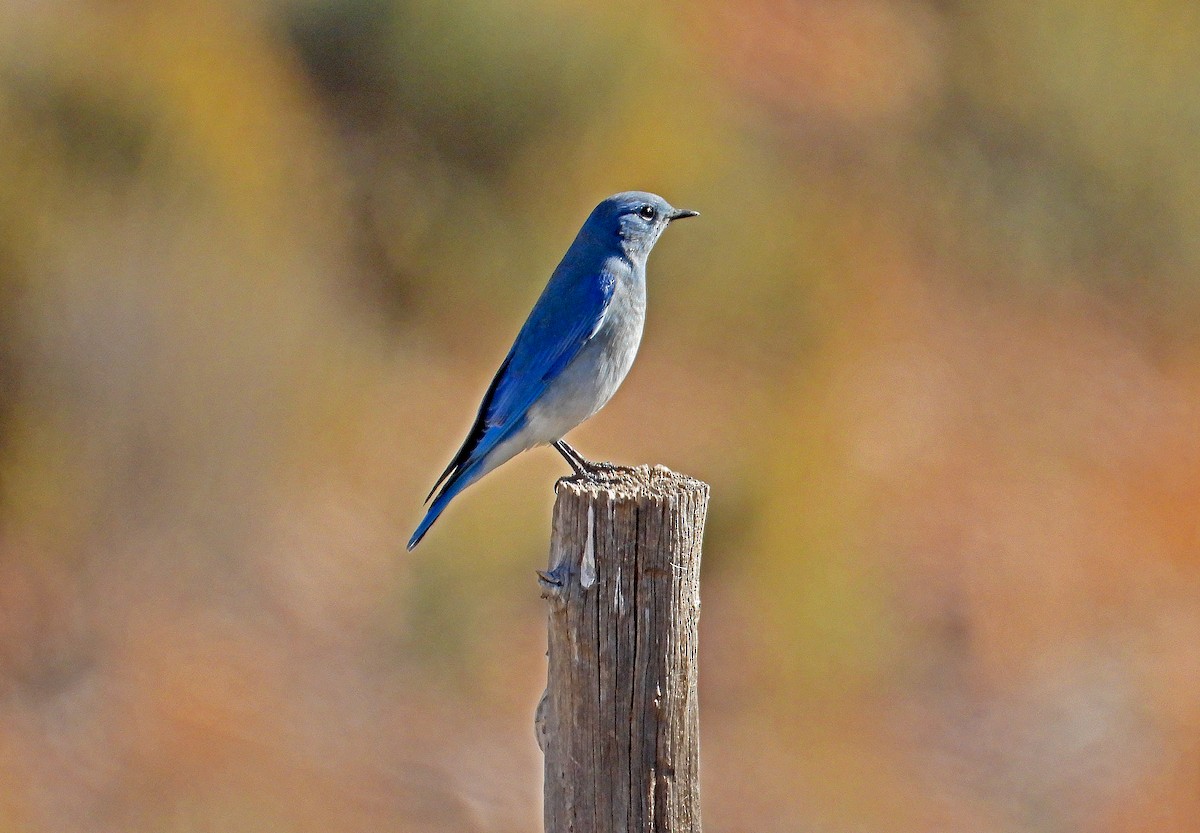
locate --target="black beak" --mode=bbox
[669,208,700,222]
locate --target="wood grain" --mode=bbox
[538,465,709,833]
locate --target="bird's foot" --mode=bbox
[553,439,622,482]
[575,459,621,481]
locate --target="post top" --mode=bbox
[555,464,709,502]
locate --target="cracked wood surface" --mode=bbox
[539,465,708,833]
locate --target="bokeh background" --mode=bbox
[1,1,1199,830]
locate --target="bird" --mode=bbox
[408,191,698,550]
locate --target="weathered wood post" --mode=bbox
[537,464,709,833]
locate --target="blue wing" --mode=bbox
[487,263,615,429]
[407,259,616,549]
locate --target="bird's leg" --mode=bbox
[553,440,617,479]
[553,440,589,475]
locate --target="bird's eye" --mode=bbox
[638,205,656,221]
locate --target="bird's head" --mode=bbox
[583,191,699,262]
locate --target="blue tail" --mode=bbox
[407,449,499,550]
[409,388,527,550]
[408,473,469,550]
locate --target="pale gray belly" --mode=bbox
[523,284,645,445]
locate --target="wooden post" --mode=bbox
[537,464,709,833]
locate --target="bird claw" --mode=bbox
[578,460,622,482]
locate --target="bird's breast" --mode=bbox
[523,276,646,444]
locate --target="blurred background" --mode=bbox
[1,1,1198,830]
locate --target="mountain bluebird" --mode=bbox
[408,191,698,550]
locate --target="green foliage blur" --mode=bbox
[1,1,1198,831]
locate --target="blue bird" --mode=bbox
[408,191,698,550]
